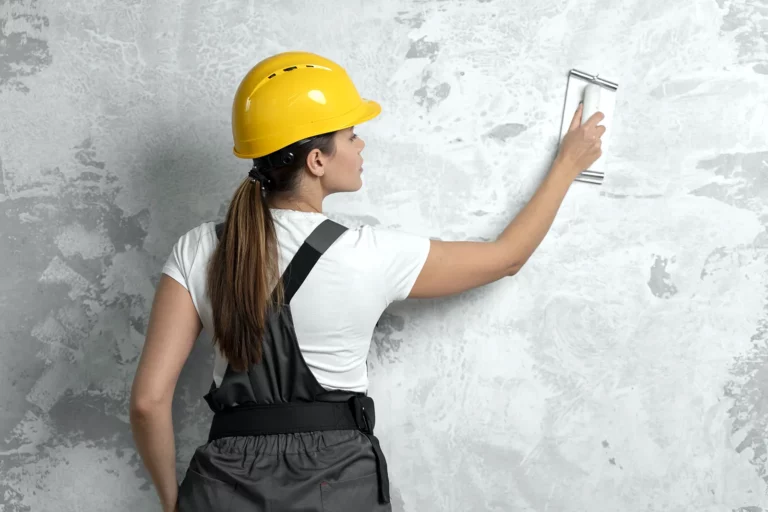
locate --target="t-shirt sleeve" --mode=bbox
[363,226,431,304]
[161,226,203,290]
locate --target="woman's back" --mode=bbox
[161,208,429,393]
[129,51,604,512]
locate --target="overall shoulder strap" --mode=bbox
[213,219,348,304]
[282,219,347,303]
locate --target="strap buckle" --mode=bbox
[349,395,375,434]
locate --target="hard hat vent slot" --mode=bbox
[257,64,332,91]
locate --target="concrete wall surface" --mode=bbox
[1,0,767,510]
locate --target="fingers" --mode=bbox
[584,111,605,128]
[568,103,583,132]
[584,119,606,145]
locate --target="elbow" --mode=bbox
[129,394,169,422]
[506,259,525,276]
[492,240,526,277]
[129,398,152,422]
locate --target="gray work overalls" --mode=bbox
[176,219,391,512]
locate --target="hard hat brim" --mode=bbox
[233,98,382,159]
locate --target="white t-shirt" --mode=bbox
[161,208,430,393]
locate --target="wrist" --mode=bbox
[550,156,577,179]
[161,497,177,512]
[547,159,577,188]
[159,484,179,510]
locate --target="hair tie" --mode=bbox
[248,167,264,183]
[250,166,273,188]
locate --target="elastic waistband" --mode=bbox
[207,395,389,504]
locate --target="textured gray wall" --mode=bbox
[1,0,767,510]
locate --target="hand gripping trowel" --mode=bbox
[557,69,618,185]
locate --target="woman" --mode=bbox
[129,51,605,511]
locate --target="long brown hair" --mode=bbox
[206,132,337,372]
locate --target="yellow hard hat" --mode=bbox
[231,51,382,159]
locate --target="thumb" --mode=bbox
[568,103,583,132]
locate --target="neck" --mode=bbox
[268,195,323,214]
[268,176,326,213]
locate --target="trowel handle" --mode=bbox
[581,84,602,125]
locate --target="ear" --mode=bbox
[305,148,326,178]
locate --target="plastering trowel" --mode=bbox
[558,69,618,185]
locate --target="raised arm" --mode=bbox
[410,105,605,299]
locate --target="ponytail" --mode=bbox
[206,180,280,372]
[206,131,338,372]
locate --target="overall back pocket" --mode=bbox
[177,467,237,512]
[320,472,390,512]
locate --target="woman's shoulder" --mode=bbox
[175,221,217,243]
[329,216,430,256]
[168,221,218,260]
